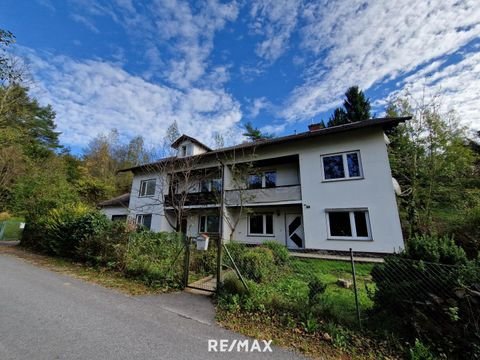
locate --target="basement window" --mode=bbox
[326,209,371,240]
[322,151,362,180]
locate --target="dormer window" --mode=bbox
[171,135,212,157]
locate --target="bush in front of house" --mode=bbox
[403,233,468,264]
[370,234,480,358]
[41,203,110,258]
[76,219,132,269]
[263,240,290,266]
[124,231,185,288]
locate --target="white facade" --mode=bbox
[102,206,130,220]
[103,121,406,254]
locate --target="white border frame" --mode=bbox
[321,150,364,182]
[247,213,275,237]
[139,178,156,197]
[325,208,372,241]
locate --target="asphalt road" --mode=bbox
[0,253,304,360]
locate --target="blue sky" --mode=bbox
[2,0,480,152]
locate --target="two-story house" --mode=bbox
[100,117,410,254]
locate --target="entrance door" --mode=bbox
[286,214,304,249]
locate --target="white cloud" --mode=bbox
[68,0,238,89]
[282,0,480,123]
[70,14,100,33]
[36,0,56,12]
[248,97,270,118]
[387,52,480,129]
[22,49,243,148]
[249,0,301,62]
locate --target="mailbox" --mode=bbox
[196,234,209,251]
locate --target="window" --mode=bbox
[111,215,127,222]
[199,215,220,233]
[247,171,277,189]
[136,214,152,230]
[139,179,156,197]
[248,214,274,236]
[180,144,192,157]
[200,179,222,192]
[326,210,371,240]
[322,151,362,180]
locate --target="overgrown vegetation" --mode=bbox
[219,237,480,359]
[20,205,186,290]
[218,242,384,357]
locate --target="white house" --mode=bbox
[100,117,410,254]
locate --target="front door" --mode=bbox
[286,214,304,249]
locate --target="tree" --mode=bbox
[242,121,273,141]
[0,28,22,84]
[326,108,347,127]
[343,86,371,122]
[0,85,61,157]
[386,92,477,235]
[327,86,371,127]
[82,129,156,201]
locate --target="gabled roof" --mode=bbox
[119,116,411,174]
[98,193,130,207]
[171,134,212,151]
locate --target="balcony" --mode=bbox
[225,185,302,207]
[164,192,219,208]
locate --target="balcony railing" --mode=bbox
[224,185,301,206]
[164,192,219,207]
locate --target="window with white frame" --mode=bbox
[200,178,222,192]
[139,179,156,197]
[321,151,362,180]
[326,209,371,240]
[199,215,220,233]
[248,214,274,236]
[136,214,152,230]
[180,144,192,157]
[247,171,277,189]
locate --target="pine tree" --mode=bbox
[327,86,371,127]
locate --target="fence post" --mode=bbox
[183,236,191,289]
[0,222,5,241]
[216,237,222,292]
[350,248,362,330]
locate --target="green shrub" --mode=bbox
[452,206,480,258]
[263,241,290,265]
[409,339,435,360]
[307,275,327,306]
[41,204,109,258]
[237,247,275,283]
[404,234,468,265]
[124,231,184,288]
[77,220,131,269]
[370,255,480,358]
[221,272,248,296]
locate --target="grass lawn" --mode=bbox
[258,258,374,326]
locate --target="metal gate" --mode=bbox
[183,236,221,293]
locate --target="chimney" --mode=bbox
[308,122,326,132]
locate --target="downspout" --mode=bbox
[216,162,225,290]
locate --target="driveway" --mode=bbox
[0,253,303,360]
